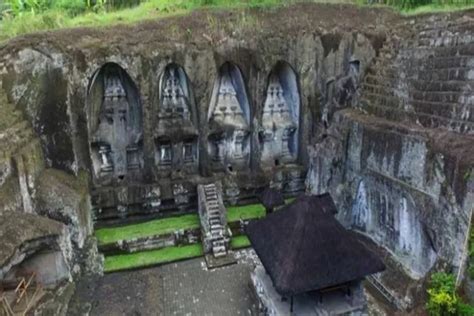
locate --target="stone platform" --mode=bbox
[68,249,260,316]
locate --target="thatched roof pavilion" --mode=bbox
[246,194,385,296]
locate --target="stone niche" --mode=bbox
[87,63,144,186]
[155,63,199,178]
[207,62,251,173]
[260,62,301,169]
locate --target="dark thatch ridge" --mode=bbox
[246,193,385,296]
[258,187,285,211]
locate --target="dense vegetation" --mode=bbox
[426,272,474,316]
[359,0,472,10]
[0,0,472,42]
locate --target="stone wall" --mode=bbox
[0,91,101,281]
[306,11,474,308]
[0,4,386,223]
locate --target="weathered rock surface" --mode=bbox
[306,10,474,309]
[0,212,66,277]
[0,2,472,313]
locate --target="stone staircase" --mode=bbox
[202,183,228,258]
[359,15,474,134]
[366,275,407,311]
[198,182,235,267]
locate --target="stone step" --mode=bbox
[211,228,223,235]
[210,235,224,241]
[213,246,227,257]
[210,224,222,230]
[213,239,226,246]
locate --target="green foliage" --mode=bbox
[54,0,87,16]
[5,0,53,15]
[426,272,458,316]
[426,272,474,316]
[359,0,472,10]
[1,0,473,42]
[458,303,474,316]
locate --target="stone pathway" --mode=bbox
[69,249,260,316]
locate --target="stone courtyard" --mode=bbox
[68,250,260,316]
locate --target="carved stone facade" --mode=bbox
[84,61,307,222]
[155,63,199,177]
[260,62,300,169]
[88,63,144,186]
[208,63,251,172]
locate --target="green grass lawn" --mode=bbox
[96,203,266,246]
[227,203,266,222]
[104,243,204,272]
[231,235,251,249]
[104,235,252,272]
[95,214,200,246]
[2,0,472,43]
[0,0,291,42]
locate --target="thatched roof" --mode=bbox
[246,194,385,296]
[258,187,285,210]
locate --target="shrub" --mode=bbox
[426,272,474,316]
[54,0,87,16]
[360,0,473,9]
[426,272,458,315]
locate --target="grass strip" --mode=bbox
[231,235,251,249]
[96,203,266,246]
[104,243,204,272]
[95,214,200,246]
[104,235,252,272]
[227,203,266,222]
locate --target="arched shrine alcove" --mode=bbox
[155,63,199,176]
[207,62,251,172]
[260,61,300,169]
[87,63,144,186]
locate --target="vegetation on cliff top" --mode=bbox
[1,0,473,43]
